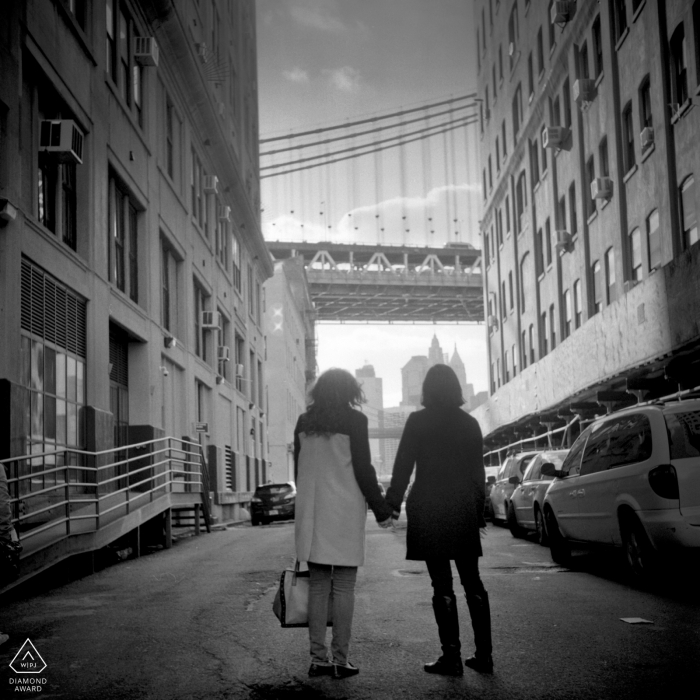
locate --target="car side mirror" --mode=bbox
[487,476,496,485]
[541,462,563,478]
[508,475,520,485]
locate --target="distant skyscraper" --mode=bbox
[401,356,429,407]
[355,364,385,471]
[449,344,475,408]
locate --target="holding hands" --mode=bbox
[377,510,401,529]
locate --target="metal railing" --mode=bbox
[1,437,204,557]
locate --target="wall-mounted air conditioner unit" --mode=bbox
[201,310,221,330]
[235,363,245,377]
[219,205,231,221]
[555,230,574,253]
[196,42,208,63]
[134,37,159,66]
[640,127,654,150]
[218,346,231,362]
[39,120,84,164]
[487,315,499,329]
[204,176,219,194]
[542,126,570,149]
[551,0,575,25]
[573,78,596,104]
[591,177,613,200]
[164,335,177,349]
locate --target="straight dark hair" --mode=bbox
[421,363,465,408]
[303,368,365,435]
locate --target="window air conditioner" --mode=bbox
[218,346,231,362]
[555,230,574,253]
[640,127,654,150]
[542,126,570,149]
[134,37,159,66]
[201,310,221,330]
[590,177,613,200]
[203,176,219,194]
[235,363,245,377]
[39,120,84,164]
[573,79,596,104]
[196,42,208,63]
[551,1,575,24]
[219,205,231,222]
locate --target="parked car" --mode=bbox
[507,450,569,543]
[542,398,700,578]
[250,482,296,526]
[483,467,499,520]
[489,452,538,525]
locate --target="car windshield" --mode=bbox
[256,485,292,495]
[665,410,700,459]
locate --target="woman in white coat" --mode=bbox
[294,368,394,679]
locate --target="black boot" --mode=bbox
[464,590,493,673]
[424,594,463,676]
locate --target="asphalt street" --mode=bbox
[1,517,698,699]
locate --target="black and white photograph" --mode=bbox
[1,0,699,698]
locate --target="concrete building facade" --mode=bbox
[473,0,700,445]
[264,257,316,483]
[0,0,272,522]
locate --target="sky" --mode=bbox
[256,0,485,407]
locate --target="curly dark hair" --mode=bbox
[303,368,365,435]
[421,363,465,408]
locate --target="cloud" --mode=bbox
[324,66,362,93]
[283,67,310,84]
[290,3,347,33]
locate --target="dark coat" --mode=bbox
[385,407,485,561]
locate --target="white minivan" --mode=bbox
[542,398,700,577]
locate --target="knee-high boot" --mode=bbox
[423,594,463,676]
[464,590,493,673]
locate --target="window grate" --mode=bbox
[21,258,87,358]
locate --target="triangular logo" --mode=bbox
[9,639,47,674]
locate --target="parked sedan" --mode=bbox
[542,398,700,578]
[507,450,569,544]
[250,482,296,525]
[489,451,538,525]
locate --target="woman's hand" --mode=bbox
[377,516,394,529]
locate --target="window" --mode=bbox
[497,208,504,246]
[107,1,143,125]
[501,119,507,157]
[508,2,519,70]
[647,209,661,270]
[537,27,545,76]
[492,65,497,101]
[499,44,504,81]
[545,218,552,267]
[593,16,603,78]
[161,239,180,333]
[592,260,602,313]
[501,280,507,320]
[670,23,688,107]
[587,156,596,215]
[218,312,231,381]
[536,227,544,274]
[548,1,556,50]
[496,136,501,170]
[563,289,572,339]
[488,155,493,190]
[629,229,643,281]
[680,176,698,248]
[519,253,529,311]
[541,311,548,356]
[521,330,528,369]
[191,147,204,228]
[485,86,490,121]
[482,169,487,199]
[516,171,527,233]
[613,0,628,44]
[505,194,511,236]
[528,52,534,97]
[531,137,540,184]
[639,76,652,133]
[573,279,582,328]
[558,195,566,233]
[605,247,616,303]
[622,103,635,173]
[477,30,481,71]
[108,173,140,303]
[569,182,578,236]
[553,96,561,127]
[106,0,117,82]
[540,124,548,172]
[512,344,518,378]
[165,97,175,179]
[581,415,652,476]
[508,271,514,311]
[234,332,245,392]
[563,78,572,128]
[216,202,229,269]
[529,324,535,364]
[482,8,487,55]
[599,137,610,178]
[580,41,590,81]
[248,264,256,319]
[549,303,556,350]
[512,84,523,145]
[194,280,209,361]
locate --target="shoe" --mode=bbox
[424,654,464,676]
[308,662,333,677]
[464,654,493,674]
[333,662,360,679]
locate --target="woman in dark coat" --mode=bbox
[386,364,491,677]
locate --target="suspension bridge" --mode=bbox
[260,94,484,323]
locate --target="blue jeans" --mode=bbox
[307,562,358,665]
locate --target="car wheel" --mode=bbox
[535,507,548,546]
[621,515,658,580]
[545,509,571,566]
[507,502,525,538]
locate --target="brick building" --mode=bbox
[472,0,700,445]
